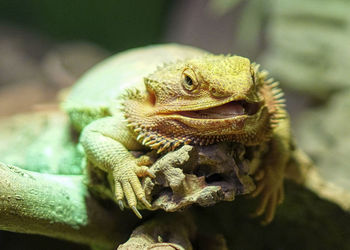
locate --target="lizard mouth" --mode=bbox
[177,100,261,119]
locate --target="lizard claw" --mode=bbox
[131,205,142,219]
[113,163,154,219]
[117,200,124,211]
[146,169,156,179]
[134,165,156,178]
[141,197,152,209]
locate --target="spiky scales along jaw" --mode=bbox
[123,55,286,153]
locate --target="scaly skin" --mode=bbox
[65,45,290,224]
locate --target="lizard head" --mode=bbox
[144,55,260,111]
[124,55,284,153]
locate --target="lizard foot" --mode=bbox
[248,168,284,225]
[113,163,155,219]
[135,154,156,167]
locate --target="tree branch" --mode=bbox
[0,162,139,249]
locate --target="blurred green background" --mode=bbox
[1,0,350,249]
[0,0,170,52]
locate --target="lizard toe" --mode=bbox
[134,165,155,178]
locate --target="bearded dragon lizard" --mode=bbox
[63,44,290,224]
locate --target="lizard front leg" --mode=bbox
[80,116,154,218]
[249,114,291,225]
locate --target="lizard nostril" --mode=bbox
[210,87,231,98]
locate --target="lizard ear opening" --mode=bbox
[144,78,156,106]
[148,91,156,106]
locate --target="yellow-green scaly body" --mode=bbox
[64,44,291,224]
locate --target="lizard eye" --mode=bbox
[182,69,199,92]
